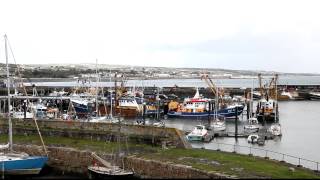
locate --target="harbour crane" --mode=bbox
[200,73,225,107]
[258,73,264,99]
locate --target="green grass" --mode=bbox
[138,148,320,179]
[0,134,157,154]
[0,134,319,179]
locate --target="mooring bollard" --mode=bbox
[280,153,285,163]
[297,158,302,167]
[264,150,269,159]
[248,146,252,156]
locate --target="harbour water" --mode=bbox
[164,100,320,170]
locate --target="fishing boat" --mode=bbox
[167,88,244,119]
[309,91,320,100]
[186,125,209,141]
[115,96,142,118]
[256,98,278,122]
[278,90,293,101]
[256,74,279,123]
[145,103,163,116]
[0,35,48,176]
[70,98,93,118]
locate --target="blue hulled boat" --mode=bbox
[167,104,244,119]
[0,154,48,175]
[167,88,244,119]
[1,34,48,176]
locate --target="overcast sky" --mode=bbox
[1,0,320,73]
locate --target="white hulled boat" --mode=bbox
[244,117,260,133]
[186,125,208,141]
[268,123,282,136]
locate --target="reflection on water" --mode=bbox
[163,101,320,170]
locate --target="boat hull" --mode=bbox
[186,135,205,141]
[167,106,244,119]
[257,113,277,122]
[309,94,320,100]
[72,101,90,117]
[1,156,48,175]
[88,166,134,179]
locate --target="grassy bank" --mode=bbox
[0,134,319,179]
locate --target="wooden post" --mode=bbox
[246,101,250,120]
[235,106,238,139]
[23,100,26,119]
[143,103,146,125]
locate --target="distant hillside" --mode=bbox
[0,63,318,79]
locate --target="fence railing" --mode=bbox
[196,141,319,172]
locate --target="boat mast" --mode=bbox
[250,75,254,119]
[275,74,278,122]
[215,85,218,120]
[109,68,113,119]
[4,35,13,151]
[95,59,99,116]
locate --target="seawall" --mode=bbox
[13,144,233,179]
[0,119,191,149]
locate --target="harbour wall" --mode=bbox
[0,86,317,100]
[0,119,191,149]
[13,144,233,179]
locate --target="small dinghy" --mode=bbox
[268,123,282,136]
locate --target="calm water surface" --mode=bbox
[163,101,320,170]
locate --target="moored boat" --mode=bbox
[211,119,226,131]
[167,88,244,119]
[0,35,48,176]
[256,98,278,122]
[244,117,260,133]
[268,123,282,136]
[309,91,320,100]
[88,165,134,179]
[0,154,48,175]
[186,125,209,141]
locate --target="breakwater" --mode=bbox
[0,119,191,149]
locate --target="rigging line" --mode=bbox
[6,37,48,156]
